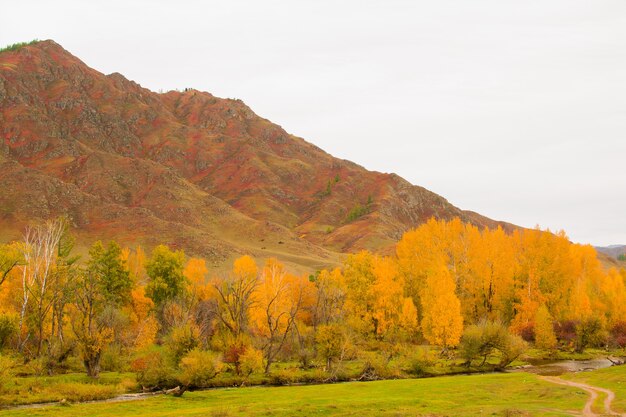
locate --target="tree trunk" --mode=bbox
[84,352,101,378]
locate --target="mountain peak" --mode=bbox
[0,41,514,271]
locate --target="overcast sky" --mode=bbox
[3,0,625,246]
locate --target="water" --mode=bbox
[513,358,616,376]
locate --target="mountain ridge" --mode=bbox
[0,40,515,271]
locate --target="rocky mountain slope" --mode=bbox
[0,40,514,271]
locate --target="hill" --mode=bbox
[0,40,514,271]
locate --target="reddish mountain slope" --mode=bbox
[0,40,514,270]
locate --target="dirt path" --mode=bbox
[540,376,624,416]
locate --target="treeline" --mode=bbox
[0,217,625,388]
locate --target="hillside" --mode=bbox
[596,245,626,259]
[0,40,514,271]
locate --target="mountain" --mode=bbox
[595,245,626,259]
[0,40,514,271]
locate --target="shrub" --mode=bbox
[101,344,130,372]
[131,345,177,389]
[554,320,577,347]
[178,349,223,388]
[460,320,527,368]
[166,324,199,363]
[358,351,400,380]
[575,317,607,353]
[403,346,435,376]
[316,324,348,370]
[0,40,39,54]
[610,321,626,349]
[0,314,17,351]
[223,341,247,375]
[345,204,369,223]
[239,347,264,377]
[269,368,299,385]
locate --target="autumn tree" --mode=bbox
[0,242,22,287]
[213,255,259,339]
[127,285,158,349]
[420,264,463,350]
[121,246,146,284]
[312,268,346,328]
[251,259,309,374]
[316,323,349,371]
[342,251,377,336]
[534,304,557,350]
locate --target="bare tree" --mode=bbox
[18,218,66,356]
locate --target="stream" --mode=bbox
[510,357,621,376]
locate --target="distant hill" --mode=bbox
[0,40,516,271]
[595,245,626,259]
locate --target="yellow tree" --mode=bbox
[567,244,598,322]
[251,259,307,373]
[397,218,448,319]
[184,257,210,300]
[212,255,259,339]
[342,251,377,335]
[121,246,146,284]
[399,297,419,338]
[369,256,404,338]
[600,268,626,326]
[0,242,22,288]
[464,226,516,324]
[126,285,158,349]
[312,268,346,327]
[534,304,557,350]
[420,263,463,349]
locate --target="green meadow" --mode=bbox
[2,371,588,417]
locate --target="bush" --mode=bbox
[0,40,39,54]
[101,344,130,372]
[178,349,223,388]
[166,324,199,363]
[239,347,264,377]
[269,368,300,385]
[223,340,247,375]
[131,345,177,389]
[403,346,435,376]
[316,324,348,370]
[358,351,399,380]
[575,317,607,353]
[554,320,577,347]
[610,321,626,349]
[460,320,527,368]
[0,314,17,350]
[345,204,369,223]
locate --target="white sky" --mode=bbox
[2,0,625,246]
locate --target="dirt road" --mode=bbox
[540,376,624,416]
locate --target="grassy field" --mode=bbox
[1,372,587,417]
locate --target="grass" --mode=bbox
[0,372,135,407]
[0,40,40,54]
[0,372,587,416]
